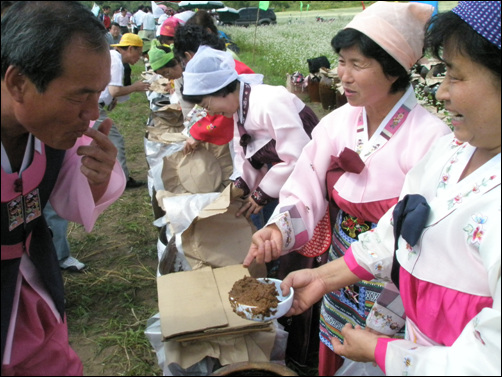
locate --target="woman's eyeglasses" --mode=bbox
[201,96,213,113]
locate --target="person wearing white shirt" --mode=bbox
[140,6,156,40]
[95,33,151,189]
[132,5,145,34]
[116,7,130,35]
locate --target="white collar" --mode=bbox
[1,134,42,175]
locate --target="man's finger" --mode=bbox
[83,121,115,153]
[97,118,113,136]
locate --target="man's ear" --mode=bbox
[184,51,194,62]
[4,66,28,103]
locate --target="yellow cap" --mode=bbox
[110,33,143,48]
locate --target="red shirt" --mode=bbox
[103,15,111,30]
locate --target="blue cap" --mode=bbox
[452,1,501,49]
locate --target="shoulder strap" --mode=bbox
[39,145,66,209]
[237,83,252,154]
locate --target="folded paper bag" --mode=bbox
[156,243,278,369]
[161,143,233,194]
[181,185,266,277]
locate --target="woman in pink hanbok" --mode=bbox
[244,1,452,372]
[181,46,319,221]
[182,45,323,365]
[275,1,500,375]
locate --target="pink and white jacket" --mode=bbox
[346,135,501,375]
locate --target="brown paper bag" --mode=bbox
[158,266,228,340]
[157,266,275,369]
[152,111,184,133]
[181,185,266,277]
[161,143,234,195]
[146,104,184,142]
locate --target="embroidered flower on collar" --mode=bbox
[356,139,364,154]
[447,176,497,209]
[452,194,463,206]
[438,145,465,190]
[453,138,464,147]
[441,174,450,186]
[364,143,381,158]
[391,112,405,128]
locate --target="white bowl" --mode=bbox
[230,278,294,322]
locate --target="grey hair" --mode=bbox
[1,1,108,92]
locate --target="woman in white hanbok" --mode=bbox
[272,2,501,375]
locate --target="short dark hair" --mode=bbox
[158,35,174,46]
[102,5,110,11]
[331,28,410,94]
[1,1,108,92]
[1,1,16,15]
[186,10,218,34]
[173,24,225,61]
[116,46,141,52]
[110,22,120,29]
[182,79,239,104]
[425,11,501,83]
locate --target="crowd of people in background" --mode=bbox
[97,4,180,37]
[1,1,500,376]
